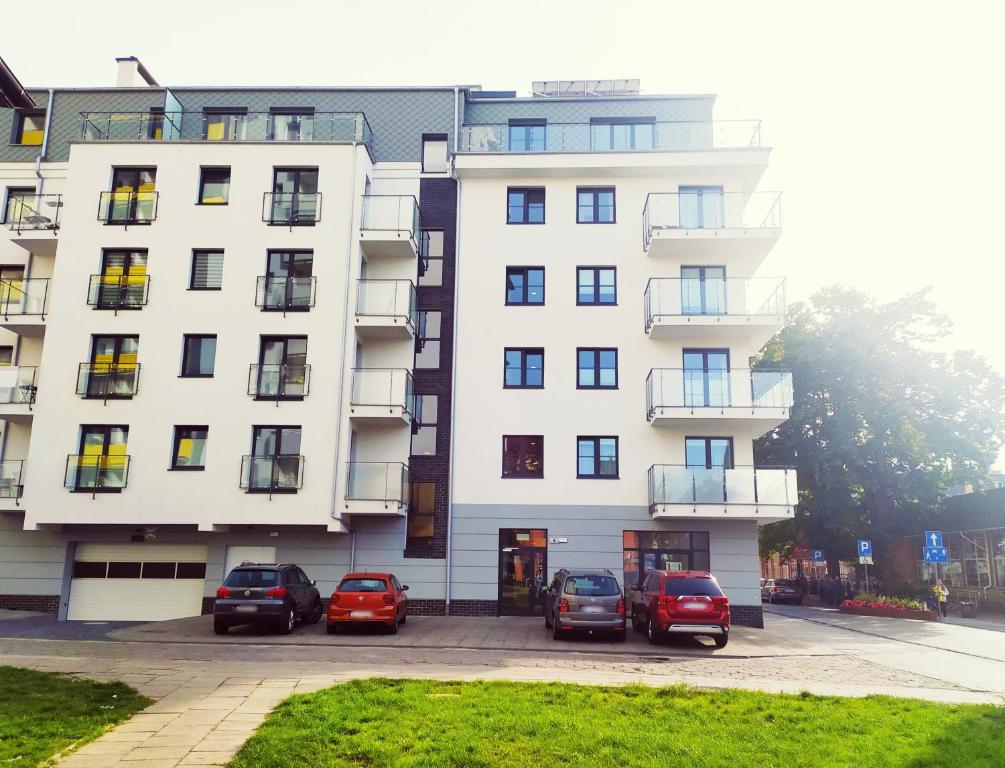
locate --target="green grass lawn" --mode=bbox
[229,679,1005,768]
[0,666,150,767]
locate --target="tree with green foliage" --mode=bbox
[755,287,1005,581]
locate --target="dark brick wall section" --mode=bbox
[201,597,214,615]
[448,599,498,617]
[730,605,764,628]
[406,177,458,561]
[406,598,446,616]
[0,594,59,613]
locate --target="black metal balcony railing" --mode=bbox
[0,366,38,407]
[248,364,311,402]
[240,454,304,496]
[76,363,140,400]
[345,461,409,505]
[647,465,797,511]
[0,278,49,320]
[349,368,415,417]
[87,275,150,312]
[6,194,61,234]
[65,454,130,495]
[262,192,321,226]
[0,459,24,501]
[97,191,158,226]
[645,368,794,419]
[255,276,317,313]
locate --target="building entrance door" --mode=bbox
[498,529,547,616]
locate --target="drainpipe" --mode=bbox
[349,531,357,571]
[25,89,55,281]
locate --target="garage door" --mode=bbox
[67,543,208,621]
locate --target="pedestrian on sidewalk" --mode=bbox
[934,580,949,619]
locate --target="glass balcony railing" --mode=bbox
[642,191,782,250]
[346,461,409,504]
[97,191,158,225]
[0,366,38,406]
[5,194,61,234]
[263,192,321,226]
[355,280,417,331]
[76,363,140,399]
[255,276,317,312]
[240,454,305,494]
[350,368,415,416]
[0,278,49,319]
[248,364,311,400]
[80,111,373,151]
[65,454,130,494]
[648,465,797,509]
[87,275,150,311]
[0,459,24,499]
[646,369,793,418]
[361,195,421,251]
[643,277,786,331]
[458,120,762,153]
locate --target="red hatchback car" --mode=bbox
[326,572,408,634]
[631,570,730,648]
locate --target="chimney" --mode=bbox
[115,57,159,88]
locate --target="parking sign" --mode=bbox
[812,549,826,563]
[857,539,873,558]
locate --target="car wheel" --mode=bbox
[306,598,324,625]
[326,622,338,635]
[631,608,643,632]
[213,619,229,635]
[399,609,407,625]
[552,619,563,641]
[615,623,627,641]
[544,608,553,629]
[278,607,295,635]
[647,617,661,645]
[387,617,399,635]
[714,632,729,649]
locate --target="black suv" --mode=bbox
[214,563,323,635]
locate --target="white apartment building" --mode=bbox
[0,62,794,627]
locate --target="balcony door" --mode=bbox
[75,425,128,490]
[264,251,313,309]
[88,335,138,397]
[498,529,548,616]
[685,437,734,503]
[257,336,307,398]
[680,266,726,316]
[683,350,730,407]
[678,186,724,229]
[271,168,318,224]
[268,110,314,141]
[96,250,147,308]
[109,167,156,223]
[249,426,301,491]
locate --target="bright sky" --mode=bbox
[6,0,1005,460]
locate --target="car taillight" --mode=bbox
[558,598,570,613]
[265,587,288,598]
[659,594,677,608]
[329,593,340,607]
[616,598,625,615]
[216,587,230,598]
[713,596,728,608]
[383,593,395,605]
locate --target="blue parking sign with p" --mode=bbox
[857,539,872,557]
[812,549,825,562]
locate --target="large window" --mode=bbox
[268,110,314,141]
[419,230,444,287]
[506,267,544,305]
[256,336,308,399]
[577,267,616,305]
[502,435,543,478]
[411,394,438,456]
[247,426,302,492]
[203,109,247,141]
[85,335,139,398]
[416,311,441,369]
[507,188,545,224]
[576,187,615,224]
[14,111,45,146]
[683,349,730,407]
[190,250,224,290]
[678,186,724,229]
[685,437,734,469]
[590,118,655,151]
[270,167,319,225]
[504,348,544,389]
[680,266,726,316]
[406,481,435,547]
[623,531,711,590]
[577,436,619,479]
[508,120,546,152]
[71,425,129,492]
[577,348,617,389]
[181,335,217,378]
[171,426,208,470]
[198,167,230,205]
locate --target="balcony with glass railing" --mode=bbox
[247,364,311,402]
[643,276,786,347]
[648,464,797,521]
[5,193,61,238]
[0,278,49,336]
[262,192,321,227]
[360,195,422,260]
[76,363,140,401]
[65,454,130,495]
[354,279,417,339]
[0,366,38,418]
[87,275,150,312]
[240,454,305,497]
[345,461,409,515]
[97,191,158,226]
[0,459,24,508]
[646,368,792,435]
[349,369,415,425]
[255,276,316,313]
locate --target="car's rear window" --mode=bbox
[663,577,723,597]
[224,569,279,588]
[564,575,621,596]
[338,578,388,593]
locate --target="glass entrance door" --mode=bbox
[498,529,548,616]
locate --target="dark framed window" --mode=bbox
[181,335,217,377]
[504,348,544,388]
[411,394,438,456]
[14,111,45,146]
[506,267,545,305]
[577,267,616,305]
[72,561,107,578]
[422,134,449,173]
[507,187,545,224]
[268,109,314,141]
[142,562,176,579]
[419,230,444,287]
[589,118,655,151]
[171,426,208,470]
[107,561,142,578]
[3,188,34,224]
[577,187,615,223]
[416,311,441,369]
[508,120,546,152]
[176,562,207,579]
[623,531,711,590]
[577,436,619,479]
[203,109,247,141]
[0,345,12,365]
[685,437,734,469]
[502,435,543,478]
[406,481,435,547]
[190,250,224,290]
[577,348,618,389]
[198,167,230,205]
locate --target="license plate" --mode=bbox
[681,601,709,611]
[581,606,604,614]
[351,610,373,618]
[235,605,258,613]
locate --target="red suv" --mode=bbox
[631,570,730,648]
[326,572,408,634]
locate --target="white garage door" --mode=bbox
[67,543,208,621]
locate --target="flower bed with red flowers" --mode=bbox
[840,594,938,621]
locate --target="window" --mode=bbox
[422,134,448,172]
[506,267,544,305]
[504,348,544,389]
[502,435,543,478]
[406,481,435,546]
[577,267,616,305]
[106,167,156,224]
[589,118,655,151]
[181,335,217,377]
[198,167,230,205]
[255,336,308,399]
[416,311,441,368]
[262,250,314,310]
[623,530,711,590]
[419,230,444,287]
[71,425,129,492]
[577,436,619,478]
[3,188,34,224]
[92,249,148,309]
[203,109,247,141]
[142,562,176,579]
[268,110,314,141]
[508,120,546,152]
[0,346,12,365]
[171,426,208,470]
[190,250,224,290]
[577,187,615,223]
[678,186,724,229]
[269,167,319,225]
[685,437,734,469]
[680,266,726,315]
[507,187,545,224]
[85,335,139,398]
[683,350,730,407]
[247,426,302,492]
[411,394,438,456]
[14,111,45,146]
[577,348,618,389]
